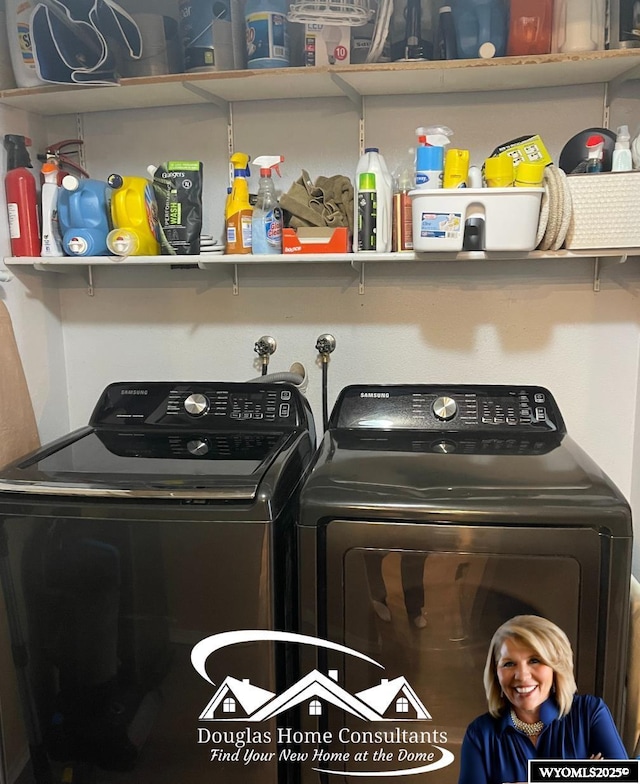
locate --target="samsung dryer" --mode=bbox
[0,381,315,784]
[297,384,632,784]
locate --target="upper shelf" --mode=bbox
[1,50,640,116]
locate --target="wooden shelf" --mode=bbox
[1,50,639,116]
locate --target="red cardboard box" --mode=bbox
[282,227,350,254]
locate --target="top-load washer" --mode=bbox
[0,380,315,784]
[297,384,632,784]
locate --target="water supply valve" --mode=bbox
[254,335,277,375]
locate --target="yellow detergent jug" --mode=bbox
[106,173,160,256]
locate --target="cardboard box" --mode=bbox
[304,24,351,66]
[283,227,350,254]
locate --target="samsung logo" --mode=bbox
[360,392,390,398]
[120,389,148,395]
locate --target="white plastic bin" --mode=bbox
[410,187,543,252]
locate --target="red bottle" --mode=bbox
[507,0,553,55]
[4,134,40,256]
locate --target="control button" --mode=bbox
[431,440,457,454]
[281,390,292,400]
[535,407,546,421]
[534,393,546,403]
[184,393,209,417]
[433,396,457,422]
[279,403,290,418]
[506,416,518,425]
[187,439,209,456]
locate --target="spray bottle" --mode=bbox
[40,160,64,257]
[251,155,284,255]
[106,174,160,256]
[415,126,453,189]
[4,134,40,257]
[226,153,253,255]
[612,125,633,172]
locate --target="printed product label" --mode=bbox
[246,12,288,63]
[420,211,462,239]
[265,208,282,248]
[144,183,161,241]
[357,192,377,251]
[17,21,35,65]
[7,203,20,238]
[241,215,252,249]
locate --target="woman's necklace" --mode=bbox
[510,709,544,736]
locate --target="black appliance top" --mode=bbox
[0,381,315,502]
[299,384,631,531]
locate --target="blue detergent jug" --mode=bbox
[451,0,508,59]
[57,175,112,256]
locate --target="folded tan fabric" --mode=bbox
[281,170,354,232]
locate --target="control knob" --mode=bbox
[433,396,457,422]
[184,393,209,417]
[187,439,210,457]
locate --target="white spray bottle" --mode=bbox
[40,159,64,257]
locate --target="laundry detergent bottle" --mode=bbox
[5,0,46,87]
[354,147,392,253]
[507,0,553,55]
[57,175,112,256]
[451,0,508,58]
[106,174,160,256]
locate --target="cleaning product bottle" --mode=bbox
[553,0,605,53]
[451,0,508,58]
[245,0,290,69]
[414,126,453,189]
[226,153,253,255]
[584,135,605,173]
[354,147,392,253]
[392,157,414,252]
[4,134,40,257]
[507,0,553,55]
[443,148,470,188]
[5,0,46,88]
[57,175,112,256]
[435,5,458,60]
[612,125,633,171]
[40,160,64,257]
[106,174,160,256]
[251,155,284,255]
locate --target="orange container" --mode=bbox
[507,0,553,55]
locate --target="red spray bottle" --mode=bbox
[4,134,40,256]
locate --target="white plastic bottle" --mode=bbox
[612,125,633,172]
[354,147,392,253]
[553,0,605,53]
[5,0,47,88]
[251,155,284,255]
[40,160,63,257]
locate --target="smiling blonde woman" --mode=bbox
[458,615,628,784]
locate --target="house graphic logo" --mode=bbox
[198,669,432,723]
[191,630,454,777]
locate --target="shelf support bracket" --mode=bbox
[330,73,365,154]
[350,259,365,294]
[232,264,239,296]
[87,265,94,297]
[593,254,628,292]
[181,82,230,114]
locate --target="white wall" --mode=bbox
[2,83,640,573]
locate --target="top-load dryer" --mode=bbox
[0,380,315,784]
[297,384,632,784]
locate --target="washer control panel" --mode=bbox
[332,384,565,434]
[90,382,305,429]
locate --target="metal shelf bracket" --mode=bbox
[350,259,365,294]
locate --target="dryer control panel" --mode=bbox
[90,382,311,430]
[331,384,566,434]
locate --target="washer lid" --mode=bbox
[0,427,293,499]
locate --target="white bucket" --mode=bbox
[409,187,543,252]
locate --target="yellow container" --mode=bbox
[484,156,515,187]
[107,174,160,256]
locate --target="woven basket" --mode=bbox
[564,171,640,249]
